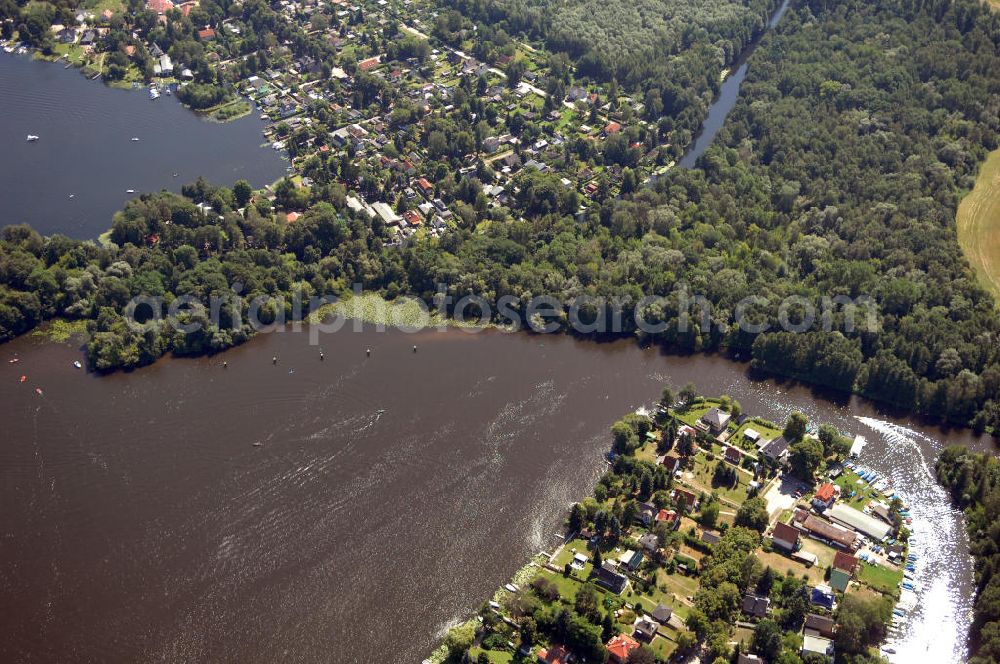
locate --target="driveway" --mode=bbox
[762,474,810,521]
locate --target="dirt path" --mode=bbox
[956,148,1000,304]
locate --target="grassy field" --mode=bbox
[858,561,904,596]
[957,148,1000,303]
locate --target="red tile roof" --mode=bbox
[606,634,639,663]
[772,521,799,546]
[538,644,571,664]
[833,550,859,575]
[197,27,216,40]
[604,121,621,134]
[655,509,677,524]
[672,488,697,510]
[146,0,174,14]
[815,483,836,502]
[359,56,381,71]
[285,212,301,223]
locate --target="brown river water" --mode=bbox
[0,326,991,663]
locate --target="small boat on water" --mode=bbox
[131,137,140,142]
[35,388,43,396]
[9,358,19,364]
[149,87,160,100]
[252,442,263,447]
[19,375,27,383]
[26,134,39,142]
[68,194,75,199]
[126,189,135,193]
[73,360,82,369]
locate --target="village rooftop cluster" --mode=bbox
[431,391,914,663]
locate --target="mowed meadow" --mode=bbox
[957,148,1000,303]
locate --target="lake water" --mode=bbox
[678,0,791,168]
[0,53,287,239]
[0,326,988,663]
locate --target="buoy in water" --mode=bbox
[320,352,324,360]
[413,345,417,353]
[19,375,27,383]
[223,361,228,368]
[272,356,277,365]
[366,348,371,357]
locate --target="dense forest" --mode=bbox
[2,0,1000,435]
[936,447,1000,663]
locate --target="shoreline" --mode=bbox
[1,42,252,124]
[6,283,998,441]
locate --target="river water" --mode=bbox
[0,53,287,239]
[677,0,791,169]
[0,326,987,663]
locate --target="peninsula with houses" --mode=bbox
[430,387,916,664]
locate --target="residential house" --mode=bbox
[661,455,680,474]
[671,488,699,512]
[811,483,837,511]
[595,561,628,595]
[56,27,77,44]
[567,85,589,102]
[804,613,837,639]
[760,435,790,465]
[743,428,762,445]
[634,502,656,526]
[618,549,642,571]
[829,567,852,593]
[637,533,659,553]
[737,655,763,664]
[832,551,859,576]
[810,585,836,610]
[634,618,658,642]
[802,633,834,660]
[415,177,434,198]
[771,521,801,552]
[402,209,423,228]
[741,594,770,618]
[537,644,572,664]
[606,634,640,664]
[146,0,174,14]
[650,603,672,625]
[197,26,216,41]
[358,55,381,72]
[724,445,744,465]
[700,530,721,546]
[699,407,731,435]
[655,509,678,528]
[157,54,173,76]
[80,30,97,46]
[603,121,622,135]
